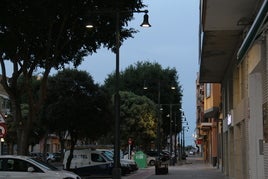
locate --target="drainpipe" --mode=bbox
[237,0,268,62]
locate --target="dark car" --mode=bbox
[46,152,62,163]
[30,152,44,161]
[160,151,171,161]
[100,151,132,175]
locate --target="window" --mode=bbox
[7,159,28,172]
[206,83,211,98]
[4,159,41,172]
[0,159,3,171]
[91,154,105,162]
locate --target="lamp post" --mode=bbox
[114,10,150,179]
[161,103,180,165]
[86,9,150,179]
[181,125,189,159]
[157,81,161,158]
[175,116,179,162]
[179,111,188,160]
[143,80,161,158]
[144,83,177,158]
[169,104,173,165]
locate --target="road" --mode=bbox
[123,156,230,179]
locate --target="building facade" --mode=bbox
[199,0,268,178]
[196,78,221,167]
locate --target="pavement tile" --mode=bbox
[124,156,229,179]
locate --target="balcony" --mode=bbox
[200,122,212,130]
[199,0,262,83]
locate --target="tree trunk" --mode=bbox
[17,128,29,155]
[66,131,77,170]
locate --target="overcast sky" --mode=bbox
[77,0,200,146]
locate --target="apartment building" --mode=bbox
[199,0,268,178]
[196,78,221,167]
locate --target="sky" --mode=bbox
[77,0,200,146]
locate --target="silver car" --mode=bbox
[0,155,80,179]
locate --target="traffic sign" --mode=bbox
[128,138,132,145]
[0,123,7,138]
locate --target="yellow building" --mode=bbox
[196,79,221,166]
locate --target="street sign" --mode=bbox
[196,139,202,144]
[128,138,132,145]
[0,123,7,138]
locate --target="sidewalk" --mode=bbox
[124,156,229,179]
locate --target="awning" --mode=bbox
[237,0,268,62]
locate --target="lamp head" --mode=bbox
[140,13,151,27]
[143,80,148,89]
[85,20,94,29]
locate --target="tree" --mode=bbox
[44,69,113,169]
[119,91,157,150]
[0,0,146,154]
[104,61,183,139]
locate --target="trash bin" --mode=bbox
[155,158,168,175]
[133,151,147,168]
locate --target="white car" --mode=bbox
[147,156,156,166]
[0,155,81,179]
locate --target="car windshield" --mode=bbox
[29,158,59,171]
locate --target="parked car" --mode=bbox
[99,151,132,175]
[63,148,131,177]
[29,152,44,161]
[147,155,157,166]
[46,152,62,163]
[145,150,170,166]
[97,149,138,172]
[0,155,81,179]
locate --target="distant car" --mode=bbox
[52,152,62,162]
[46,153,55,163]
[145,150,170,162]
[147,155,157,166]
[46,152,62,163]
[0,155,81,179]
[29,152,43,160]
[145,150,170,165]
[189,151,194,155]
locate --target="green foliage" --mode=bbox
[0,0,145,69]
[0,0,146,154]
[44,69,113,144]
[105,61,182,104]
[119,91,157,150]
[104,61,183,138]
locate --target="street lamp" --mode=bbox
[178,110,189,160]
[161,103,180,165]
[181,124,189,160]
[143,82,176,158]
[86,9,150,179]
